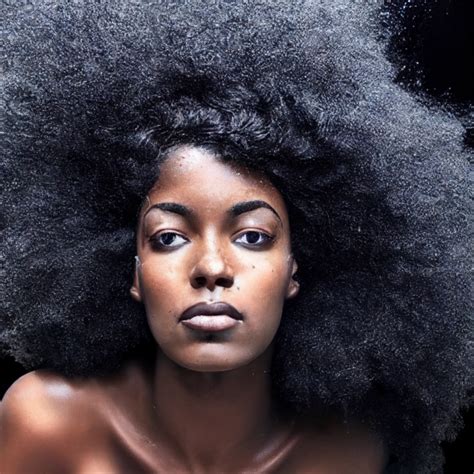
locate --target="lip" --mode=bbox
[180,302,244,322]
[179,302,243,332]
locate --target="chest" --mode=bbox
[70,430,383,474]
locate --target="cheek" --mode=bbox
[242,258,289,297]
[238,259,289,332]
[139,259,183,311]
[139,264,179,344]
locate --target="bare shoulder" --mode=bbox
[0,370,107,472]
[286,419,387,474]
[1,369,102,430]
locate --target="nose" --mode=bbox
[190,238,234,290]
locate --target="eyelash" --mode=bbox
[235,231,275,247]
[149,232,188,250]
[149,231,275,251]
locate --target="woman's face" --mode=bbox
[131,145,299,372]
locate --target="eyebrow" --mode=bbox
[144,202,191,218]
[229,200,282,223]
[144,200,282,224]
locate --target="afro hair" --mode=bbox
[1,1,472,472]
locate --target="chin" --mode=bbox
[180,361,242,373]
[177,354,255,373]
[168,345,263,373]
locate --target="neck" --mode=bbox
[149,347,284,469]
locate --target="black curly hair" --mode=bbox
[1,2,472,472]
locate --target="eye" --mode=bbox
[234,231,274,248]
[150,232,188,250]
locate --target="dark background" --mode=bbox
[1,1,472,472]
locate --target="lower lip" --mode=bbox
[181,315,241,332]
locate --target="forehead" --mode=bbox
[143,146,288,222]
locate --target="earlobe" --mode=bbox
[286,278,300,299]
[286,257,300,300]
[130,261,142,303]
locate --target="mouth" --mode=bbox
[179,302,243,332]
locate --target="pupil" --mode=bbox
[247,232,260,244]
[162,233,175,245]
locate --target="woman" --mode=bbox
[1,2,471,473]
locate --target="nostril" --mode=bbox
[192,276,233,289]
[194,276,207,288]
[216,277,233,289]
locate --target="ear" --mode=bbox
[286,256,300,300]
[130,258,142,303]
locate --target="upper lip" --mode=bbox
[179,302,244,321]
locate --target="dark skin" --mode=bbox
[0,146,386,473]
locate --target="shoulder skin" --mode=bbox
[0,370,112,473]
